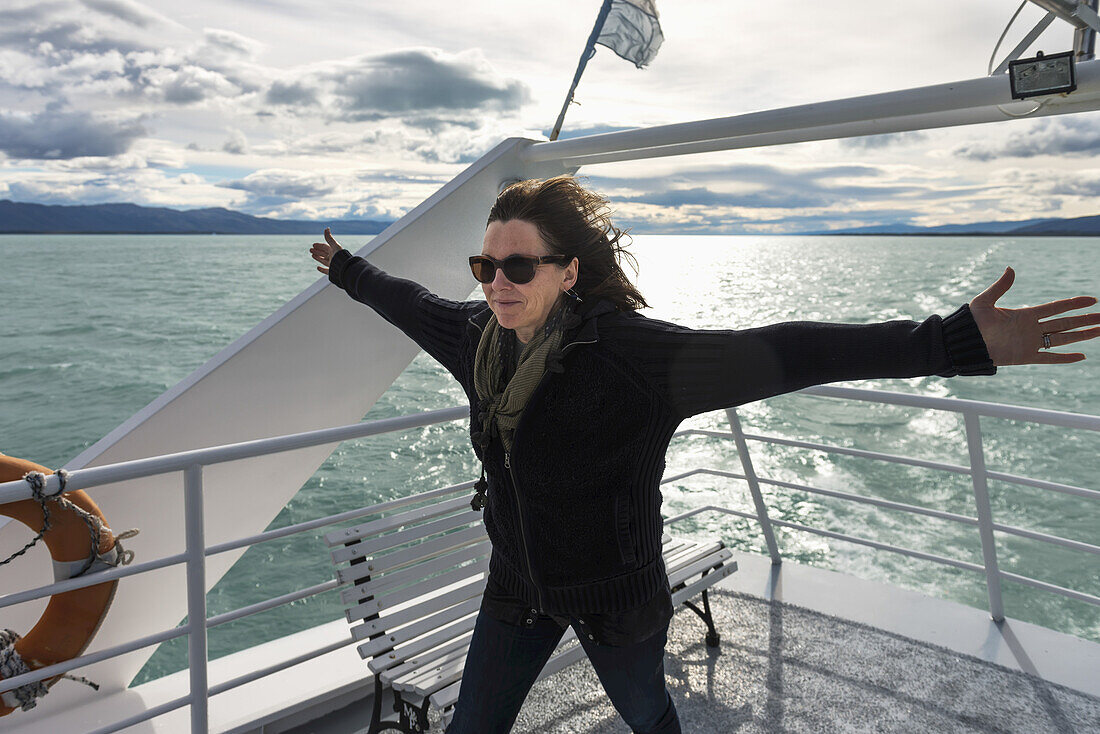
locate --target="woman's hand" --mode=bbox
[309,228,344,275]
[970,266,1100,366]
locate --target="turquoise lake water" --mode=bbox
[1,233,1097,684]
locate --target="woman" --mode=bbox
[310,176,1099,734]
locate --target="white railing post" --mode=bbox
[963,412,1005,622]
[183,464,209,733]
[726,409,782,564]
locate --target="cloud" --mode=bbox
[199,28,263,58]
[265,80,318,106]
[0,109,145,158]
[591,163,922,211]
[0,0,180,58]
[223,129,249,155]
[1,166,242,208]
[146,63,241,103]
[953,115,1100,160]
[840,131,928,149]
[326,48,529,118]
[217,168,336,202]
[80,0,161,28]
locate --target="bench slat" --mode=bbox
[331,506,482,564]
[663,539,714,569]
[376,627,476,678]
[321,497,473,548]
[354,581,485,644]
[393,648,469,695]
[342,540,491,605]
[361,595,482,664]
[668,549,731,588]
[336,525,488,583]
[346,556,488,623]
[671,560,737,605]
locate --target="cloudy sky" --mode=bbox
[2,0,1099,232]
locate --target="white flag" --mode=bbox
[596,0,664,69]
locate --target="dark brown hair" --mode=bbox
[486,176,648,311]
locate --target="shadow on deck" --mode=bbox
[513,589,1100,733]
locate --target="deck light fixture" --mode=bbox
[1009,50,1077,98]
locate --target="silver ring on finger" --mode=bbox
[1041,332,1052,349]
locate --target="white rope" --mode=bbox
[0,630,48,712]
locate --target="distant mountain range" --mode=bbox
[819,214,1100,236]
[3,199,1100,236]
[0,200,391,234]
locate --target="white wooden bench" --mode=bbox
[325,483,736,734]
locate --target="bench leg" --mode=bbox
[681,571,721,648]
[393,690,432,733]
[365,673,422,734]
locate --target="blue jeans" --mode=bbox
[446,607,681,734]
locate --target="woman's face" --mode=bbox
[481,219,578,343]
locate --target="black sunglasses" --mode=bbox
[469,254,570,284]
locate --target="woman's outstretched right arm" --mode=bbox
[310,228,481,379]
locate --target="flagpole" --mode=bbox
[549,0,615,141]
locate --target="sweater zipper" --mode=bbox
[505,450,545,614]
[504,335,597,616]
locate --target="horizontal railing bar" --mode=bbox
[207,580,341,629]
[206,480,476,556]
[0,406,469,503]
[992,523,1100,556]
[799,385,1100,431]
[986,470,1100,501]
[86,694,193,734]
[549,100,1100,167]
[666,467,979,527]
[673,430,1096,501]
[998,570,1100,607]
[660,468,714,484]
[207,637,354,697]
[524,62,1100,161]
[659,504,985,574]
[0,624,185,695]
[0,552,188,610]
[665,504,758,525]
[678,428,973,476]
[766,517,985,573]
[755,476,979,527]
[671,505,1099,607]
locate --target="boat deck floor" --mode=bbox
[511,587,1099,733]
[288,553,1099,734]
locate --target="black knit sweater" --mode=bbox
[328,249,996,643]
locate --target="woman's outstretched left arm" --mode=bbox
[969,266,1100,366]
[616,266,1098,420]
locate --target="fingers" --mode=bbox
[1039,312,1100,334]
[1033,351,1086,364]
[1032,295,1098,319]
[323,227,342,249]
[971,266,1014,307]
[1045,325,1100,348]
[316,265,329,274]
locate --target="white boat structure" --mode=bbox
[2,2,1100,731]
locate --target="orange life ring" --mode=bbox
[0,454,118,715]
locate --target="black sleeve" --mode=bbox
[327,249,482,379]
[608,304,996,420]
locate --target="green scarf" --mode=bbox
[473,308,566,454]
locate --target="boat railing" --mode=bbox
[1,386,1097,734]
